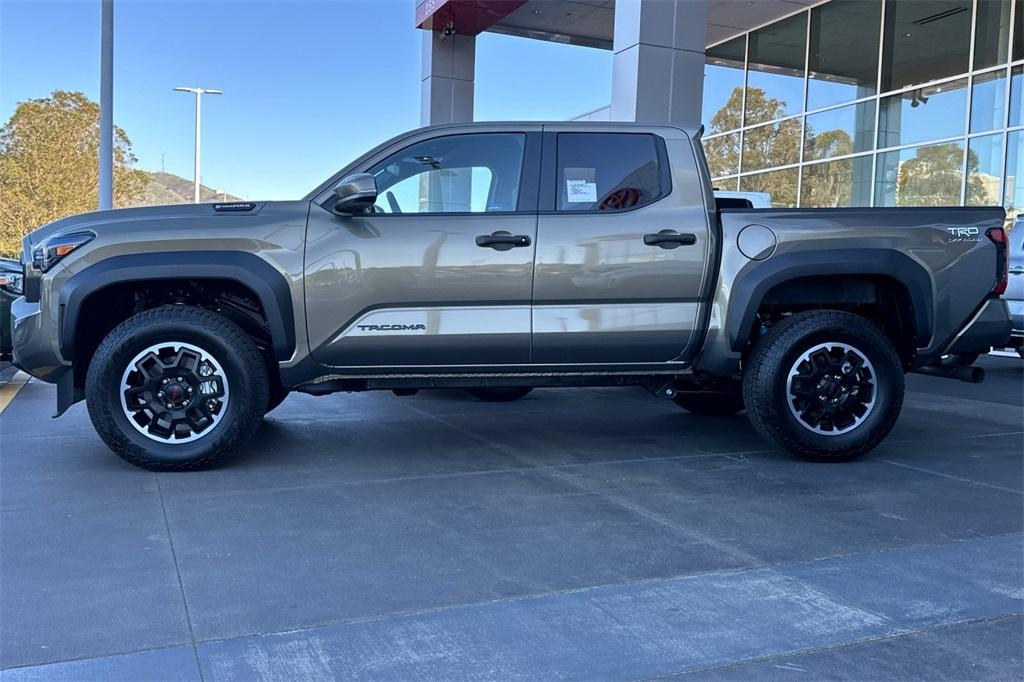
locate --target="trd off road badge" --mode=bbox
[946,226,981,243]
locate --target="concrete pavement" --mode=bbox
[1,356,1021,680]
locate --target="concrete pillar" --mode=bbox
[610,0,708,126]
[420,30,475,126]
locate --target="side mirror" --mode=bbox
[331,173,377,215]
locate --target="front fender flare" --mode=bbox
[58,251,296,361]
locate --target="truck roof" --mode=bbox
[408,120,703,138]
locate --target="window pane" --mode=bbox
[1010,66,1023,127]
[804,100,876,161]
[705,131,742,177]
[874,140,965,206]
[801,156,873,207]
[740,167,798,207]
[1005,130,1024,217]
[745,13,807,126]
[966,134,1003,206]
[741,119,801,172]
[878,78,966,148]
[881,0,971,92]
[807,0,880,110]
[1016,0,1023,61]
[974,0,1012,68]
[368,133,524,213]
[970,70,1007,134]
[704,37,746,132]
[556,133,663,212]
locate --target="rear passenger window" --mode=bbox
[556,133,666,212]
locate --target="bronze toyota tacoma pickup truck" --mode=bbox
[11,122,1012,470]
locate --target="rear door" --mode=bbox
[531,126,712,364]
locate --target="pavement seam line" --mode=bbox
[143,425,1024,508]
[876,458,1024,495]
[644,612,1024,680]
[155,474,205,682]
[548,467,767,567]
[392,397,540,467]
[547,466,903,638]
[6,611,1020,677]
[3,534,1019,673]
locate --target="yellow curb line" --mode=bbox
[0,371,30,414]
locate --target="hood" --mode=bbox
[24,201,268,248]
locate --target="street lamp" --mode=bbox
[173,86,222,203]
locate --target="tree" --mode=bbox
[894,144,983,207]
[0,91,147,257]
[705,87,801,206]
[800,129,857,208]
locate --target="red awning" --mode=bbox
[415,0,526,36]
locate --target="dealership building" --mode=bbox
[416,0,1024,215]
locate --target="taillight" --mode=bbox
[986,227,1008,296]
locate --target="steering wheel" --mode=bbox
[386,191,402,214]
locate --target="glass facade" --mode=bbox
[703,0,1024,213]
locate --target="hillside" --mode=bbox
[130,171,242,206]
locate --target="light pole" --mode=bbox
[173,86,222,203]
[98,0,114,210]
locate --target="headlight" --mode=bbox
[31,232,94,272]
[0,271,23,296]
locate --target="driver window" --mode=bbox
[366,133,525,214]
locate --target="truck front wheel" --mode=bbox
[85,306,269,471]
[743,311,904,462]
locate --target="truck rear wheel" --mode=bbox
[743,310,904,462]
[465,387,533,402]
[85,306,268,471]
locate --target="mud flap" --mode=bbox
[54,369,82,418]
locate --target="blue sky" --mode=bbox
[1,0,612,199]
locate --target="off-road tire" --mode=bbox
[85,305,269,471]
[743,310,904,462]
[465,387,533,402]
[672,391,745,416]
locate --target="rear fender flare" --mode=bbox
[726,249,934,351]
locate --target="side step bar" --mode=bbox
[910,364,986,383]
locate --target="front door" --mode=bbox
[305,129,540,369]
[531,127,711,364]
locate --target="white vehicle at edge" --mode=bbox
[714,190,772,208]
